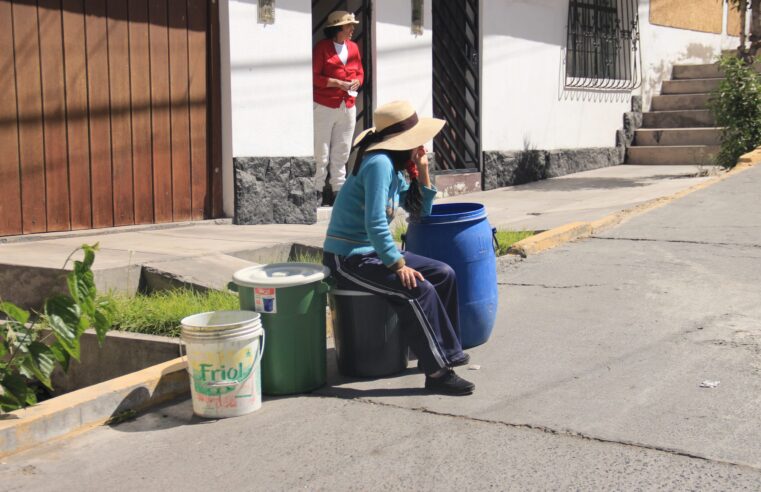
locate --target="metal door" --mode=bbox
[432,0,481,172]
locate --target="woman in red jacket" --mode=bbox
[313,11,364,206]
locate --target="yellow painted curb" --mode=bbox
[507,151,761,257]
[0,357,188,459]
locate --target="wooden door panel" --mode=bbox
[149,0,173,223]
[39,0,71,232]
[0,0,22,236]
[13,1,47,233]
[107,0,135,226]
[188,0,208,220]
[62,0,92,230]
[168,0,192,221]
[128,0,154,225]
[85,0,114,228]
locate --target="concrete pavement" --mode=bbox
[1,164,761,489]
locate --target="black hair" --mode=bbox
[385,150,423,220]
[323,25,342,39]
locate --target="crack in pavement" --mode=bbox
[319,395,761,473]
[498,282,603,289]
[591,236,761,249]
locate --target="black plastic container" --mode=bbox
[329,290,408,378]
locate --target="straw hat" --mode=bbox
[353,101,446,153]
[326,11,359,27]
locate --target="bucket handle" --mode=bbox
[179,330,266,388]
[492,228,499,255]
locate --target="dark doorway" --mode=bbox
[431,0,481,172]
[312,0,374,134]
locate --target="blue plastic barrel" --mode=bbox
[405,203,498,348]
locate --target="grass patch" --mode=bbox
[102,289,239,337]
[494,229,534,256]
[289,250,323,264]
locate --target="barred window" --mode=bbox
[565,0,641,89]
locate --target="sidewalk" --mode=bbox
[2,163,761,490]
[0,164,714,307]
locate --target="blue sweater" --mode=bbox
[324,152,437,269]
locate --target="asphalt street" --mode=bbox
[2,165,760,491]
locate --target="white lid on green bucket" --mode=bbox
[232,263,330,288]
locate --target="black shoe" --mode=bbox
[417,353,470,372]
[425,369,475,396]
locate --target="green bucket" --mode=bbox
[231,263,331,395]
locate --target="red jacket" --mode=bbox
[313,38,364,109]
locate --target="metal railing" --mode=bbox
[565,0,641,90]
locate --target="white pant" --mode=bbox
[313,101,356,191]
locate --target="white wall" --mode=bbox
[482,0,631,152]
[227,0,313,158]
[638,0,740,111]
[374,0,434,119]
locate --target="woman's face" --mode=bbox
[336,23,355,42]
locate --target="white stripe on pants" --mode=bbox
[313,101,356,191]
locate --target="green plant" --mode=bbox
[513,137,547,185]
[104,289,239,337]
[709,55,761,168]
[289,250,323,264]
[0,244,112,412]
[494,229,535,256]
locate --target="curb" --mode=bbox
[508,150,761,257]
[0,358,188,459]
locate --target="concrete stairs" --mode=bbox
[627,63,722,166]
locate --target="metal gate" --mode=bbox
[432,0,480,172]
[312,0,374,133]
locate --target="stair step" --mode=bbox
[627,145,719,165]
[672,63,722,80]
[634,128,721,146]
[651,93,712,111]
[642,109,715,128]
[661,78,722,95]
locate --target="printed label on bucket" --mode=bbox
[254,287,277,313]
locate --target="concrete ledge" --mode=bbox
[507,222,593,257]
[507,150,761,257]
[0,358,188,458]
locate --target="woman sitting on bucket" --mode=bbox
[322,100,474,396]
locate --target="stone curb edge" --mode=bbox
[507,149,761,257]
[0,358,189,459]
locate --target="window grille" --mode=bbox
[565,0,641,90]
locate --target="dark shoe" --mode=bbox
[321,186,334,207]
[425,369,475,396]
[417,352,470,372]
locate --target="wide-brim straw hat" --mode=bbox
[353,101,445,152]
[326,11,359,27]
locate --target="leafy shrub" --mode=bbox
[709,55,761,168]
[0,244,112,412]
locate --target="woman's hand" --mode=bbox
[411,146,431,187]
[396,265,424,289]
[349,79,360,91]
[328,78,354,91]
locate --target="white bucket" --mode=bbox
[180,310,265,418]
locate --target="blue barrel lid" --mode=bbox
[408,202,487,225]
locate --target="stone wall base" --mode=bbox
[234,156,317,225]
[483,146,623,190]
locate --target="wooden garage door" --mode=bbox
[0,0,222,236]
